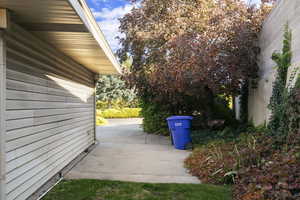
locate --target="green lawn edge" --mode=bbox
[43,179,232,200]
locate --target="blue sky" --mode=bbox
[86,0,133,52]
[87,0,261,52]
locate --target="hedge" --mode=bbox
[97,108,141,119]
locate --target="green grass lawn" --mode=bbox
[42,179,231,200]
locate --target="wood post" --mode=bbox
[94,74,99,144]
[0,9,9,29]
[0,29,7,200]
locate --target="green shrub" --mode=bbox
[186,127,267,185]
[186,126,300,199]
[190,124,262,147]
[139,95,236,137]
[233,131,300,200]
[211,97,237,126]
[191,96,237,131]
[185,140,237,185]
[140,100,171,135]
[96,99,139,110]
[97,108,141,119]
[190,128,234,147]
[285,75,300,135]
[96,101,109,110]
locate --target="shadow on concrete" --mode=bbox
[65,118,200,184]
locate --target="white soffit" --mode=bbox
[0,0,122,75]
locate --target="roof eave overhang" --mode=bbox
[68,0,122,75]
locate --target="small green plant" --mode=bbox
[186,125,271,186]
[285,74,300,134]
[185,140,237,185]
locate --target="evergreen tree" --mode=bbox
[96,75,137,109]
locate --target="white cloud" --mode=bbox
[98,19,123,51]
[95,4,133,19]
[90,0,109,8]
[92,4,134,52]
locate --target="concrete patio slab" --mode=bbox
[65,118,200,184]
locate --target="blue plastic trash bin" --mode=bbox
[166,116,193,150]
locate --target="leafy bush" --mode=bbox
[285,75,300,134]
[185,140,237,184]
[186,126,300,199]
[96,99,139,110]
[185,127,267,185]
[97,108,141,119]
[191,127,240,147]
[233,131,300,200]
[140,95,236,137]
[268,25,292,136]
[118,0,273,128]
[140,100,171,135]
[190,124,266,147]
[267,25,300,145]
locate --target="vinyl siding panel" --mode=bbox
[0,29,7,200]
[4,23,96,200]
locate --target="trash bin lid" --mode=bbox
[167,116,193,120]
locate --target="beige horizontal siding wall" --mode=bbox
[248,0,300,126]
[4,23,96,200]
[1,30,7,200]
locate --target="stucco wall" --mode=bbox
[248,0,300,126]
